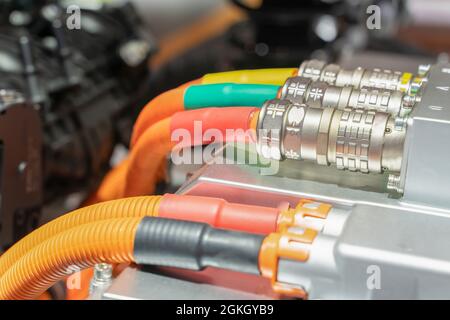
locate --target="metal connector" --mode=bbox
[280,76,412,116]
[257,99,406,174]
[89,263,113,300]
[278,199,332,233]
[298,59,425,94]
[259,228,318,299]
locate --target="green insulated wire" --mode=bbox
[183,83,279,110]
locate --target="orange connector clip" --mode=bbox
[259,228,318,299]
[277,199,332,233]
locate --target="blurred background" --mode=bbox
[132,0,450,94]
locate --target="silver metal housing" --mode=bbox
[298,59,425,94]
[256,99,405,173]
[100,62,450,301]
[280,76,410,116]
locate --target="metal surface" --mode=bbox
[401,62,450,208]
[102,267,272,300]
[173,151,450,299]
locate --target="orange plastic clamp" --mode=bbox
[277,199,332,232]
[259,228,318,299]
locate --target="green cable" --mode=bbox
[184,83,279,110]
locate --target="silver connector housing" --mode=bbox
[280,76,411,116]
[297,59,425,95]
[257,99,406,173]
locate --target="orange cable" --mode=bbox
[131,87,185,147]
[0,196,161,279]
[150,4,245,68]
[125,119,174,197]
[0,218,141,300]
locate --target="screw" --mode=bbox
[387,174,403,193]
[89,263,113,299]
[93,263,113,283]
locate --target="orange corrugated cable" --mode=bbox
[36,291,52,300]
[88,159,129,204]
[130,79,199,148]
[0,196,162,279]
[87,119,172,203]
[0,218,141,300]
[125,118,174,197]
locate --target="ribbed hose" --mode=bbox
[0,218,141,300]
[124,118,173,197]
[0,196,162,279]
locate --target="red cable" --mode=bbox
[159,194,280,235]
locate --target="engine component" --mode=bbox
[0,90,42,249]
[0,1,155,250]
[298,59,426,95]
[256,99,405,173]
[279,76,415,116]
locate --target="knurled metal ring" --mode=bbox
[257,99,290,161]
[316,107,335,165]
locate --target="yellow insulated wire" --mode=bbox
[202,68,298,86]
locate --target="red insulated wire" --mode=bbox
[159,194,281,235]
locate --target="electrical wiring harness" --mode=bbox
[0,194,332,300]
[1,62,424,300]
[95,68,295,203]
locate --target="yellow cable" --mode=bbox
[202,68,297,86]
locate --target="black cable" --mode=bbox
[133,217,264,275]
